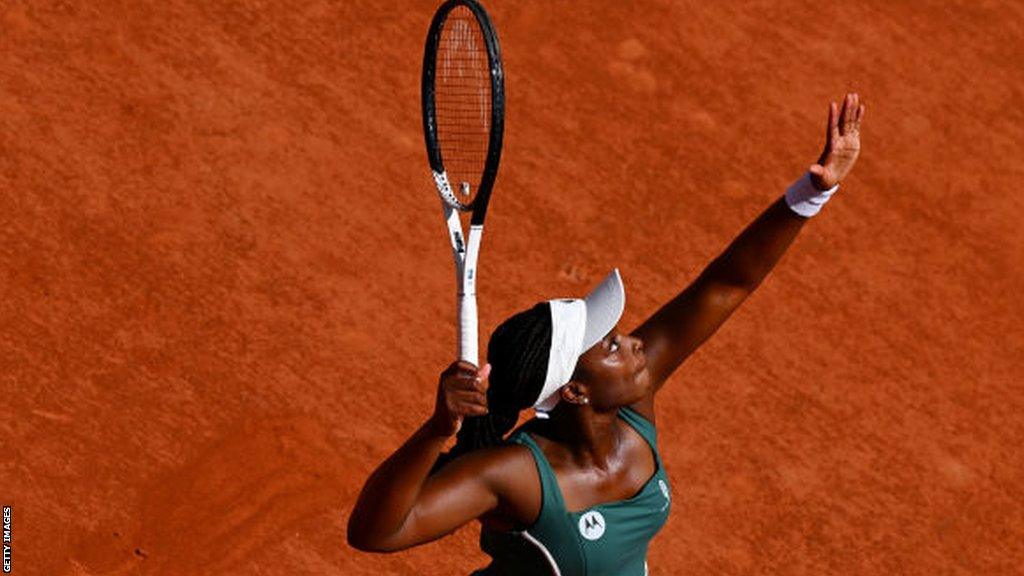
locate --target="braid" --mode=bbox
[434,303,551,469]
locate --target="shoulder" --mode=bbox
[481,442,537,481]
[458,442,541,528]
[436,442,538,496]
[438,441,533,476]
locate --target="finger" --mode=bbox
[845,93,857,132]
[850,104,864,135]
[450,389,488,410]
[824,101,834,143]
[855,103,866,126]
[838,94,851,135]
[456,360,480,373]
[476,363,491,381]
[448,363,483,383]
[466,395,490,414]
[474,364,491,392]
[446,399,487,420]
[442,367,481,386]
[451,389,488,406]
[449,376,484,394]
[443,360,477,379]
[468,390,489,407]
[828,101,839,143]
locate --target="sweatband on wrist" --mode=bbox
[785,172,839,217]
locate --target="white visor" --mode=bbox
[533,269,626,417]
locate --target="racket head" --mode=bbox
[422,0,505,224]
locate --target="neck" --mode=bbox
[545,404,622,470]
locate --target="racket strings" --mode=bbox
[435,7,492,203]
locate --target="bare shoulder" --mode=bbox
[473,442,537,482]
[432,441,538,495]
[458,442,541,528]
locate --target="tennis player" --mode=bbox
[349,93,865,575]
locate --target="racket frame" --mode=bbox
[422,0,505,366]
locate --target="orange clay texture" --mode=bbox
[1,1,1023,575]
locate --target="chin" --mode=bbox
[640,362,651,379]
[635,368,652,392]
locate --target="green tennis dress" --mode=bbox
[473,407,672,576]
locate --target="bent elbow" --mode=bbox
[346,521,402,553]
[346,510,372,551]
[346,528,372,552]
[347,535,403,554]
[347,521,382,553]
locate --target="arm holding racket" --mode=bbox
[630,93,865,411]
[348,362,534,552]
[348,0,513,551]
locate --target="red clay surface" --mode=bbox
[2,1,1023,574]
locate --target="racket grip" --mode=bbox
[458,293,479,366]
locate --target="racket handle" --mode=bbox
[457,225,484,366]
[457,293,479,366]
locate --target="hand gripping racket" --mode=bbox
[422,0,505,366]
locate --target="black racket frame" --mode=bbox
[421,0,505,225]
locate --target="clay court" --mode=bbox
[2,0,1022,574]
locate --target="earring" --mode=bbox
[581,397,589,405]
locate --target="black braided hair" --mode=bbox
[434,302,551,469]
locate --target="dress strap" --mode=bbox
[618,407,659,454]
[508,431,569,515]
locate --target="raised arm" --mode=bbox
[632,93,865,405]
[347,362,512,551]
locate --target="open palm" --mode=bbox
[809,93,865,190]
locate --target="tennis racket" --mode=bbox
[422,0,505,366]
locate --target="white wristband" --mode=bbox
[784,172,839,217]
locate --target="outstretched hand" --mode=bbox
[809,93,865,190]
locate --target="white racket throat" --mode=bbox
[440,193,484,366]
